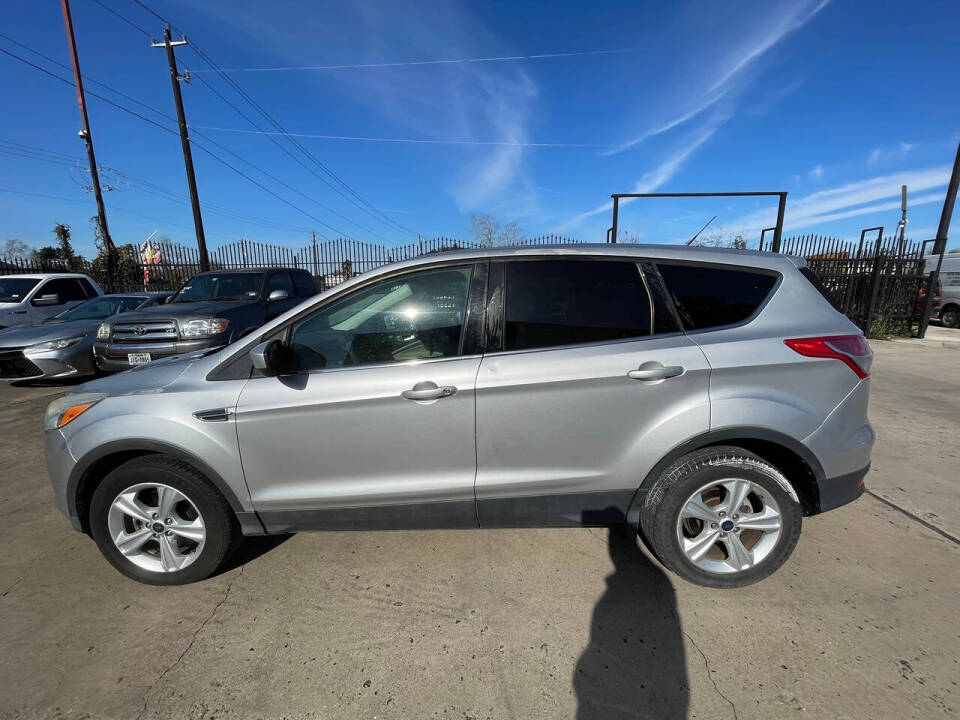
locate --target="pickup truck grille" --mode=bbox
[111,321,178,344]
[0,348,43,379]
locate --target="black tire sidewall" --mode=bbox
[646,454,802,589]
[89,457,236,585]
[941,307,960,329]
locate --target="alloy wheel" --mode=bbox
[107,482,206,573]
[675,478,783,575]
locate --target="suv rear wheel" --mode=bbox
[940,304,959,329]
[89,455,239,585]
[640,446,802,588]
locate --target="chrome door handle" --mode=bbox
[627,364,684,381]
[401,381,457,401]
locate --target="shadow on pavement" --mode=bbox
[574,526,688,720]
[214,533,294,576]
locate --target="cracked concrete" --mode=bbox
[1,333,959,719]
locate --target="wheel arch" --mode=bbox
[68,439,263,535]
[626,427,825,532]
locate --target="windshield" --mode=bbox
[172,273,263,303]
[0,278,40,303]
[52,296,148,321]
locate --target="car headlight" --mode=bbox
[44,392,108,431]
[96,323,111,340]
[180,318,230,338]
[24,336,84,355]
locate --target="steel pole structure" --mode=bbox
[918,140,960,337]
[60,0,115,286]
[154,26,209,271]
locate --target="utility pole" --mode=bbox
[60,0,114,287]
[152,26,209,271]
[918,139,960,337]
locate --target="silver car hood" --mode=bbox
[75,351,206,396]
[0,319,96,348]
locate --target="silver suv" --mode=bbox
[44,246,874,588]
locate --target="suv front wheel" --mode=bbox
[640,446,802,588]
[89,455,239,585]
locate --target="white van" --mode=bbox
[0,273,104,330]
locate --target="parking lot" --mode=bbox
[1,332,958,720]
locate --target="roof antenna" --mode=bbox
[686,215,717,246]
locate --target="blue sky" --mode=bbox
[1,0,958,258]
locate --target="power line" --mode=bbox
[190,48,641,73]
[88,0,152,37]
[190,125,612,148]
[188,73,389,241]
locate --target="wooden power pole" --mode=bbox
[152,26,209,271]
[60,0,115,285]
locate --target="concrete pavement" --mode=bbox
[0,334,958,720]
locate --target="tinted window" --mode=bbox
[504,260,650,351]
[799,267,842,312]
[266,272,294,297]
[33,278,86,304]
[292,271,317,297]
[77,278,98,298]
[657,263,777,329]
[289,265,472,370]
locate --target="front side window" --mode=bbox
[172,272,263,303]
[503,260,651,351]
[657,263,777,329]
[289,265,473,371]
[266,272,294,296]
[33,278,86,304]
[292,271,317,297]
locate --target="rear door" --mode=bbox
[474,257,711,527]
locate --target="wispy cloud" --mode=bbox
[727,165,949,233]
[868,141,915,166]
[605,0,830,157]
[808,164,824,181]
[560,116,728,229]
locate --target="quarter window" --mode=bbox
[289,265,473,371]
[657,263,777,329]
[503,260,651,351]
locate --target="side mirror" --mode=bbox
[250,339,297,377]
[32,293,61,307]
[267,289,290,303]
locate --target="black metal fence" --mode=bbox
[0,230,928,336]
[777,232,928,335]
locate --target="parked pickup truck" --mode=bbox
[0,273,104,329]
[93,267,318,372]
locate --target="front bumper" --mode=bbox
[94,337,223,372]
[0,345,96,381]
[45,428,82,531]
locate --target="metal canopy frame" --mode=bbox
[607,191,788,252]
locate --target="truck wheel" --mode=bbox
[640,446,802,588]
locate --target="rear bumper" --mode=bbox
[816,464,868,513]
[94,337,223,372]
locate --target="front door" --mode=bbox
[474,258,711,527]
[235,263,483,532]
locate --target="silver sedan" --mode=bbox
[0,293,170,382]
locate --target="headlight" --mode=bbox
[44,392,108,431]
[24,336,84,355]
[180,318,230,338]
[96,323,111,340]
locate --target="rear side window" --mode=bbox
[292,271,317,297]
[504,260,650,351]
[799,267,842,312]
[657,263,777,329]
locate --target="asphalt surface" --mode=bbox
[0,333,958,720]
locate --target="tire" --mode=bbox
[89,455,240,585]
[940,305,960,329]
[640,446,802,589]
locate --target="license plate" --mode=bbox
[127,353,152,365]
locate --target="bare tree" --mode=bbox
[2,238,32,259]
[471,214,524,246]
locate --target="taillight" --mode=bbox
[784,334,873,378]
